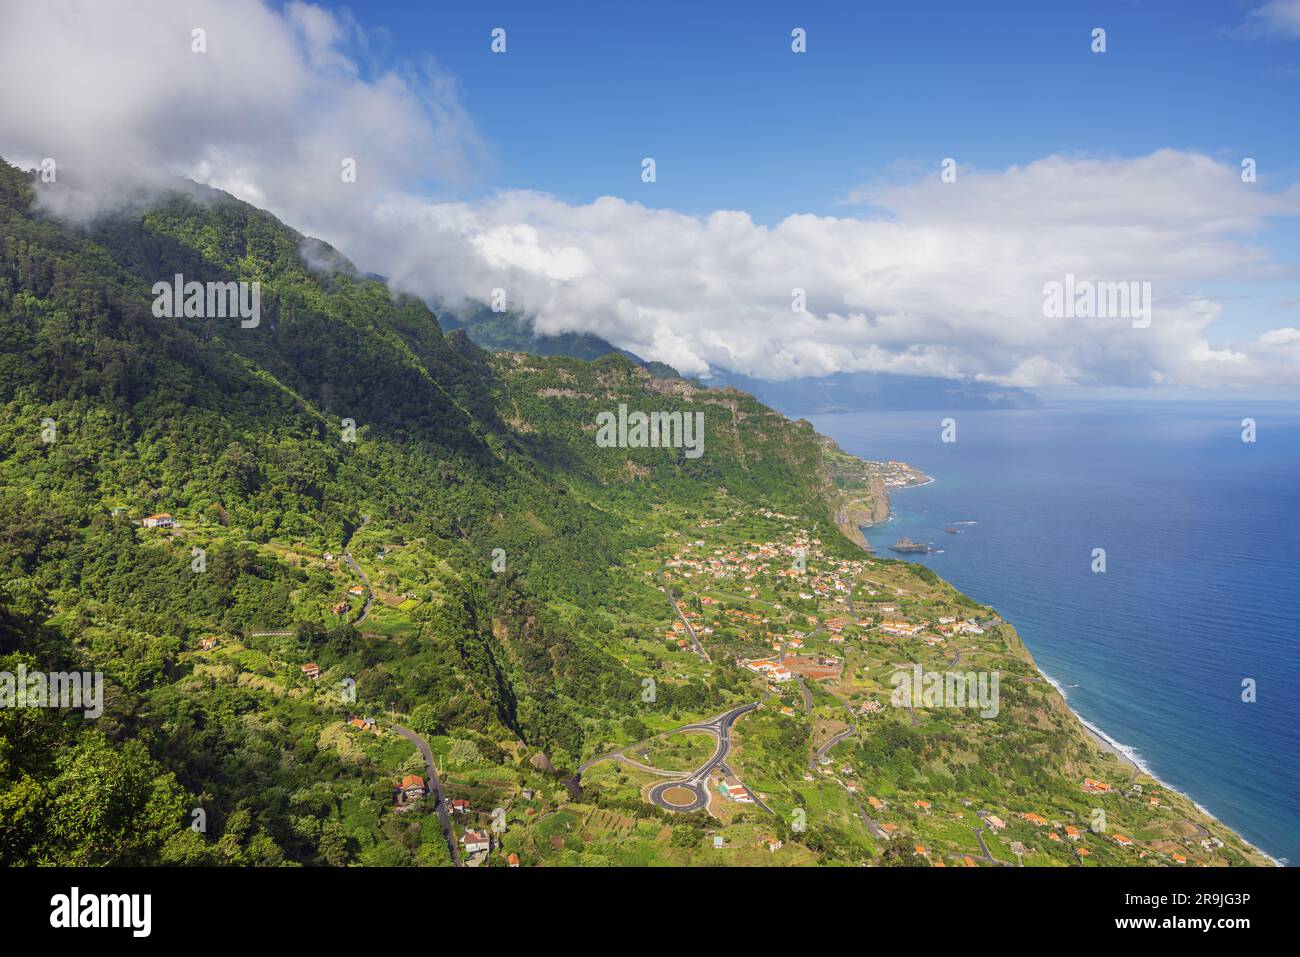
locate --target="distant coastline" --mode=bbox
[1040,667,1284,867]
[876,468,1283,866]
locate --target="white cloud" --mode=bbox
[361,157,1300,389]
[0,0,487,222]
[1260,327,1300,344]
[1241,0,1300,38]
[2,1,1299,391]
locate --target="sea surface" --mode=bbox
[809,401,1300,864]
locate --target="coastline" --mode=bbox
[867,465,1283,866]
[1040,667,1284,867]
[860,472,934,549]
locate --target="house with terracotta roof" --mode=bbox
[507,852,521,867]
[141,512,176,528]
[1113,834,1134,846]
[1065,825,1082,841]
[719,777,754,803]
[1022,812,1047,826]
[461,829,490,855]
[301,662,321,680]
[398,774,425,802]
[1083,777,1112,793]
[450,799,472,814]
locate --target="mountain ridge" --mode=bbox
[440,305,1039,414]
[0,158,1266,868]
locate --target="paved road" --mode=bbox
[793,675,813,713]
[970,824,1008,866]
[578,702,769,815]
[804,579,863,767]
[343,512,374,624]
[648,701,767,813]
[659,568,710,663]
[814,726,857,765]
[795,577,889,838]
[391,723,461,867]
[576,748,682,779]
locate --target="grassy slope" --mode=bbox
[0,159,1270,866]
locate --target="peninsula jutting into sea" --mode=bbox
[812,403,1299,866]
[0,153,1276,867]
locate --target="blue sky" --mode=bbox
[332,0,1300,223]
[6,0,1300,392]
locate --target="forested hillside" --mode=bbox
[5,157,1254,869]
[0,158,862,864]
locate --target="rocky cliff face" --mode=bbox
[814,436,908,550]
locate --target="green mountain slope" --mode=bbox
[0,159,865,864]
[439,303,681,378]
[0,159,1268,868]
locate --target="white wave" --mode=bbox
[1039,665,1284,866]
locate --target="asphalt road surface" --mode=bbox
[647,701,767,813]
[660,568,710,663]
[391,723,462,867]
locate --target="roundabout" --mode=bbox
[649,780,708,812]
[576,701,771,816]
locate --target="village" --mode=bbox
[156,495,1261,868]
[612,504,1252,867]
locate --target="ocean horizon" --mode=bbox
[811,400,1300,865]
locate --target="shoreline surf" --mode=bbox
[874,471,1285,866]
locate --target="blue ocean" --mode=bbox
[809,401,1300,864]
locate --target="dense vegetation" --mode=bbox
[1,158,1265,867]
[0,158,855,864]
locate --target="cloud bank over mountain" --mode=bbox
[3,0,1298,390]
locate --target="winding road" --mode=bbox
[342,514,374,623]
[391,723,462,867]
[660,568,710,663]
[649,702,769,813]
[970,824,1006,866]
[577,702,773,816]
[342,551,375,622]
